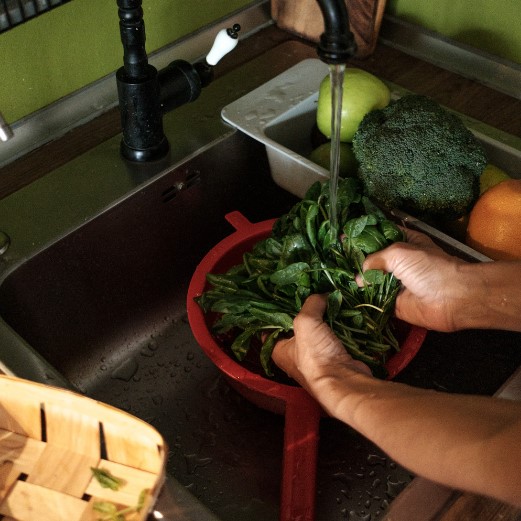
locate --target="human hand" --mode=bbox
[272,294,371,413]
[362,229,472,331]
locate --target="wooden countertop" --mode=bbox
[0,23,520,521]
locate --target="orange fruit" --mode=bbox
[466,178,521,260]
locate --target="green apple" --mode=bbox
[316,68,391,142]
[309,142,359,178]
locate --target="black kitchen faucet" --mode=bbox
[115,0,240,162]
[115,0,355,162]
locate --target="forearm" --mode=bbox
[312,368,521,506]
[455,261,521,332]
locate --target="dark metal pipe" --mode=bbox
[117,0,149,78]
[116,0,168,162]
[316,0,357,64]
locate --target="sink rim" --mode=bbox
[1,37,521,521]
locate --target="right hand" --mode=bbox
[362,229,471,332]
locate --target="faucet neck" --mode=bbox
[316,0,357,64]
[117,0,150,79]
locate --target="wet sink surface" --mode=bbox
[1,132,521,520]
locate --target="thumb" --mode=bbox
[362,242,407,276]
[296,293,327,322]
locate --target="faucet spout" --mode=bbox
[316,0,357,64]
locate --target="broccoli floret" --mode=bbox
[352,95,487,221]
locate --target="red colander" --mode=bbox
[187,211,427,521]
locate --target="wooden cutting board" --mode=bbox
[271,0,387,58]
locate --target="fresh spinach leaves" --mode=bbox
[196,178,405,377]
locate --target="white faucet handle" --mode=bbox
[205,24,241,66]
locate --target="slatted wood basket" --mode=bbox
[0,375,166,521]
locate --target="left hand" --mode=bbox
[272,294,371,401]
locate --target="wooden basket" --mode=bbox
[0,375,166,521]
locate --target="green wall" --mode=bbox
[0,0,252,123]
[386,0,521,65]
[2,0,519,124]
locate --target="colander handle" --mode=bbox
[225,211,255,232]
[280,395,322,521]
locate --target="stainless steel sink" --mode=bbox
[0,41,520,521]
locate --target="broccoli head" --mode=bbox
[352,95,487,221]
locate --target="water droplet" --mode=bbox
[259,108,276,121]
[266,86,288,103]
[141,338,158,357]
[111,357,139,381]
[245,110,258,121]
[332,472,353,484]
[348,510,371,521]
[367,454,386,466]
[385,477,407,499]
[186,352,194,361]
[184,454,212,474]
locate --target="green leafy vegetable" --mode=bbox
[92,488,149,521]
[91,467,125,491]
[196,178,406,377]
[93,501,126,521]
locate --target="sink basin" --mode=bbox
[1,129,521,521]
[0,42,521,521]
